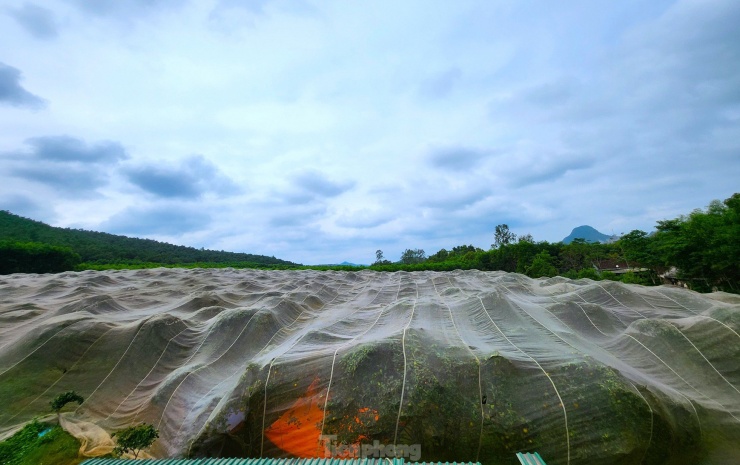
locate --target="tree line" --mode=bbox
[0,241,81,274]
[372,193,739,293]
[0,210,297,272]
[1,194,737,293]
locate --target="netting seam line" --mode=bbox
[500,285,590,356]
[553,298,737,431]
[571,301,610,337]
[189,318,314,455]
[630,288,738,350]
[156,308,261,431]
[0,318,85,378]
[1,324,116,426]
[624,332,739,421]
[623,334,707,433]
[591,291,630,328]
[0,293,113,353]
[0,316,48,352]
[257,281,339,456]
[499,284,646,465]
[666,322,740,397]
[175,280,328,456]
[513,283,733,443]
[133,317,217,423]
[505,285,664,410]
[258,276,377,456]
[393,279,419,446]
[107,325,191,421]
[260,272,376,457]
[511,286,636,365]
[320,273,400,439]
[126,308,224,424]
[627,381,654,465]
[394,273,403,301]
[259,363,275,457]
[655,289,740,340]
[653,289,699,315]
[595,283,648,320]
[437,276,484,464]
[321,352,339,437]
[78,314,172,415]
[255,274,376,456]
[695,316,740,340]
[181,274,346,455]
[632,289,661,313]
[565,284,740,411]
[545,278,629,328]
[157,278,303,432]
[178,315,220,367]
[475,294,571,465]
[540,281,615,339]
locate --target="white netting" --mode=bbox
[0,269,738,465]
[59,414,115,457]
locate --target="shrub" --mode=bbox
[112,423,159,459]
[50,392,84,413]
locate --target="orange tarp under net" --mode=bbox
[264,379,378,458]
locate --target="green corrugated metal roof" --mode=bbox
[515,452,547,465]
[81,459,479,465]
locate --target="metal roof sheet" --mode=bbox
[81,459,480,465]
[515,452,547,465]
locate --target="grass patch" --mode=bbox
[0,419,83,465]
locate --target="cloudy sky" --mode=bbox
[1,0,738,265]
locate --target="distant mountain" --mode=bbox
[0,210,298,266]
[317,261,366,267]
[562,225,617,244]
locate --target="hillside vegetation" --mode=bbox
[0,211,297,270]
[372,193,739,293]
[1,194,737,294]
[0,420,83,465]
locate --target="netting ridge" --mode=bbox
[393,279,419,446]
[162,278,306,445]
[437,276,484,463]
[320,273,401,440]
[258,276,375,456]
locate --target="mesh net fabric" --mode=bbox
[58,415,116,457]
[0,269,738,465]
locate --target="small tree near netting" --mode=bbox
[50,391,84,422]
[112,423,159,459]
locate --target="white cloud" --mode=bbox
[0,0,737,264]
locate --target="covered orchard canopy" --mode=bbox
[0,269,738,465]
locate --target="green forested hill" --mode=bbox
[0,210,297,266]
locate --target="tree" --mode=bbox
[50,391,84,422]
[427,248,449,262]
[0,241,81,274]
[112,423,159,459]
[518,233,534,244]
[372,249,392,266]
[647,194,740,292]
[577,267,600,280]
[560,238,591,271]
[400,248,426,264]
[619,230,651,266]
[492,224,517,249]
[525,251,558,278]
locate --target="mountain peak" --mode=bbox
[562,225,614,244]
